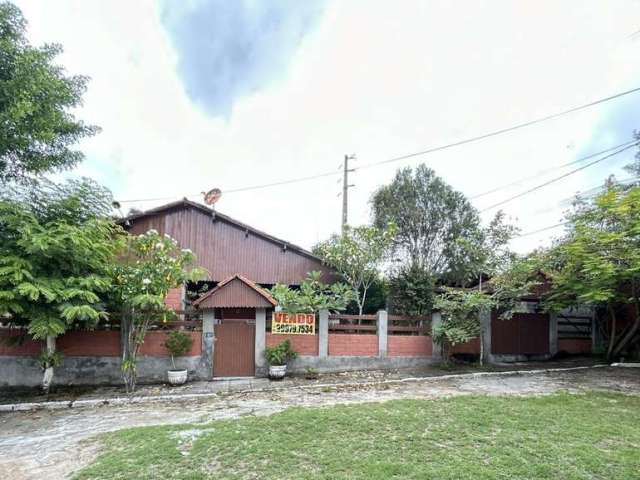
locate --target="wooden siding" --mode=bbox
[127,206,332,284]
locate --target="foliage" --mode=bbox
[433,288,494,355]
[344,277,388,315]
[542,185,640,359]
[163,331,193,370]
[371,165,483,284]
[389,264,435,316]
[270,271,355,314]
[264,339,297,366]
[314,224,396,315]
[0,179,121,391]
[0,2,98,183]
[111,230,204,393]
[76,394,640,480]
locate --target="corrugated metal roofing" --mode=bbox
[122,200,334,285]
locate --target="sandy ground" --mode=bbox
[1,367,639,480]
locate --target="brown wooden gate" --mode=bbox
[213,319,255,377]
[491,312,550,355]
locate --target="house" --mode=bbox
[122,199,334,377]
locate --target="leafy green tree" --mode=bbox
[314,225,396,315]
[0,179,121,391]
[0,2,97,183]
[111,231,204,393]
[433,288,494,362]
[270,271,355,314]
[543,185,640,360]
[371,165,483,285]
[389,264,435,316]
[434,255,540,364]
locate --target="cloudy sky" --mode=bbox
[15,0,640,252]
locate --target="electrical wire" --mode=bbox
[469,139,639,200]
[116,85,640,204]
[479,142,639,213]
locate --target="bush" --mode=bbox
[264,339,298,366]
[164,331,193,370]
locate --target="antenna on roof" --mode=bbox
[203,188,222,207]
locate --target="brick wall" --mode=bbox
[558,338,592,355]
[58,331,120,357]
[0,331,42,356]
[388,335,432,357]
[138,331,202,357]
[266,333,318,356]
[0,330,202,357]
[165,287,183,310]
[328,334,378,356]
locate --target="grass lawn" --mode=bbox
[75,393,640,480]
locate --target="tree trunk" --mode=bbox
[41,335,56,393]
[479,329,484,367]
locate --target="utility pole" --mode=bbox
[341,154,356,234]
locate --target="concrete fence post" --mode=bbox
[201,309,215,380]
[377,310,388,357]
[255,308,267,376]
[319,309,329,358]
[431,311,442,360]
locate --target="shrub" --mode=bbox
[264,339,298,366]
[164,331,193,370]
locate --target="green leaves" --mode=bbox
[434,287,494,346]
[270,271,355,314]
[314,224,395,314]
[0,3,98,183]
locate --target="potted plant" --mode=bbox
[264,339,297,380]
[164,331,193,385]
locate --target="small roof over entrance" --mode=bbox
[193,274,277,309]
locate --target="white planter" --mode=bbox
[268,365,287,380]
[167,369,188,385]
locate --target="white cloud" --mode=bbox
[14,0,640,252]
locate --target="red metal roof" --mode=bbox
[121,199,335,285]
[194,274,277,309]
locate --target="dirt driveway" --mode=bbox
[1,367,639,480]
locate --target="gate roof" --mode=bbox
[193,274,277,309]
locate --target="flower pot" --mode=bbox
[268,365,287,380]
[167,369,188,385]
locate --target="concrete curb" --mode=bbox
[0,364,608,413]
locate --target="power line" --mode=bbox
[355,86,640,170]
[117,85,640,204]
[515,221,569,238]
[470,139,638,200]
[479,142,639,213]
[117,168,343,204]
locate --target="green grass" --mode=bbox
[75,393,640,480]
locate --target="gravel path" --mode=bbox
[1,367,638,480]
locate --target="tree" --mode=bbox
[314,225,396,315]
[270,271,355,314]
[433,288,494,363]
[110,231,203,393]
[371,165,483,285]
[388,264,435,316]
[543,185,640,360]
[433,255,540,364]
[0,179,121,391]
[0,2,97,184]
